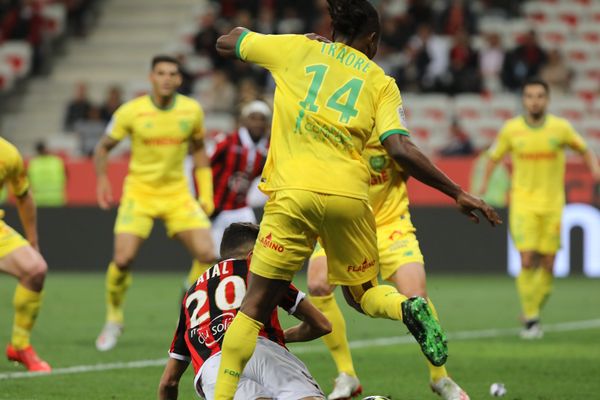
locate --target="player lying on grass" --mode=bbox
[158,222,331,400]
[212,0,500,398]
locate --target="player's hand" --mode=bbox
[199,196,215,217]
[304,33,331,43]
[97,175,113,210]
[456,191,502,226]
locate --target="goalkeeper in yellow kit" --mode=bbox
[212,0,500,398]
[93,55,216,351]
[481,78,600,339]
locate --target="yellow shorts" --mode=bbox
[0,220,29,259]
[311,213,424,281]
[114,186,210,239]
[509,206,562,255]
[250,190,378,286]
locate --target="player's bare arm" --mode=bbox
[93,135,119,210]
[479,156,500,197]
[581,149,600,182]
[216,27,248,58]
[191,137,215,216]
[158,358,189,400]
[14,190,38,251]
[284,298,332,343]
[383,134,502,226]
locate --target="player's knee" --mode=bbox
[22,257,47,291]
[113,252,135,269]
[307,280,333,297]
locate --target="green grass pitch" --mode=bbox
[1,273,599,399]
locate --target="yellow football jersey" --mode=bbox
[0,137,30,199]
[488,114,587,211]
[237,31,409,200]
[364,133,409,226]
[107,94,205,193]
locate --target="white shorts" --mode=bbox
[211,207,257,257]
[198,337,324,400]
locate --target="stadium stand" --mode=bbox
[2,0,600,156]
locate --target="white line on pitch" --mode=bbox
[2,318,599,380]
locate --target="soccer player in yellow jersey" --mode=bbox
[93,55,216,351]
[308,131,468,400]
[0,138,51,372]
[481,78,600,339]
[213,1,500,398]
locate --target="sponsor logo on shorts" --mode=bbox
[259,233,285,253]
[347,258,376,273]
[388,230,403,241]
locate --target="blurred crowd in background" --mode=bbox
[2,0,600,160]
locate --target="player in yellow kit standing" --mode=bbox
[94,55,216,351]
[0,138,51,372]
[212,0,500,398]
[308,130,468,400]
[481,78,600,339]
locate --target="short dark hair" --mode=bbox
[522,77,550,95]
[35,140,47,155]
[151,55,181,72]
[220,222,260,259]
[327,0,380,41]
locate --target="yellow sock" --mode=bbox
[12,284,43,350]
[359,285,407,320]
[186,260,211,287]
[309,294,356,377]
[425,299,448,383]
[533,268,553,313]
[215,311,263,400]
[106,262,132,324]
[516,268,538,320]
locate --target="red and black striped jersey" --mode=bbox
[168,258,304,374]
[210,128,268,215]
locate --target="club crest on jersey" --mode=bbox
[369,155,387,172]
[347,258,376,273]
[179,119,191,133]
[259,233,285,253]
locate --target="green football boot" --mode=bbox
[401,296,448,366]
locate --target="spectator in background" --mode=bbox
[64,82,91,131]
[28,140,66,207]
[74,106,105,156]
[277,6,304,33]
[479,32,505,92]
[406,0,434,30]
[447,29,481,94]
[196,70,236,113]
[100,85,122,123]
[439,0,477,35]
[256,7,275,34]
[237,78,260,105]
[540,49,572,95]
[502,30,547,91]
[175,54,195,96]
[439,119,474,156]
[407,24,450,92]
